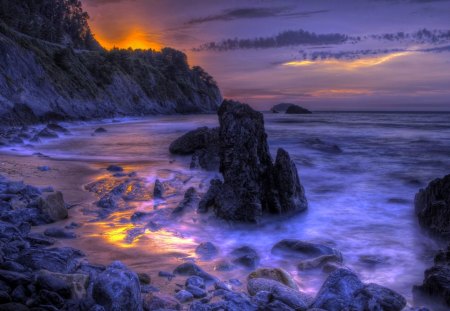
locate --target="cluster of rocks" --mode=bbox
[414,173,450,307]
[271,103,312,114]
[170,100,308,222]
[0,123,71,147]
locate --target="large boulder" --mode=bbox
[248,268,298,290]
[414,244,450,307]
[169,127,219,155]
[37,191,68,222]
[311,269,405,311]
[92,261,142,311]
[199,100,307,222]
[414,174,450,238]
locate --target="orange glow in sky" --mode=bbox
[93,27,162,51]
[283,51,414,70]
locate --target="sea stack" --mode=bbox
[199,100,307,222]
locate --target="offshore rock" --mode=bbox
[415,174,450,238]
[199,100,308,222]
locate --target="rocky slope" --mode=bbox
[0,1,222,126]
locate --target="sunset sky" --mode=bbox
[83,0,450,111]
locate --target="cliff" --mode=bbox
[0,1,222,125]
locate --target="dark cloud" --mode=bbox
[186,7,328,25]
[371,29,450,44]
[297,48,406,61]
[193,29,351,51]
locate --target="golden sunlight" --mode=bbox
[283,51,415,70]
[93,27,162,51]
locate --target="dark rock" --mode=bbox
[266,300,295,311]
[230,246,260,269]
[186,276,205,289]
[153,179,164,199]
[0,261,27,273]
[195,242,218,260]
[271,103,296,113]
[248,268,297,290]
[414,244,450,307]
[92,261,142,311]
[173,187,199,214]
[158,271,175,280]
[175,289,194,303]
[173,262,217,283]
[0,302,30,311]
[106,165,123,172]
[214,260,235,272]
[0,270,31,287]
[37,191,68,222]
[94,127,107,133]
[26,233,55,246]
[186,285,207,298]
[285,105,312,114]
[272,239,343,264]
[414,174,450,238]
[311,268,364,310]
[0,221,23,239]
[352,283,406,311]
[199,100,307,222]
[219,291,257,311]
[35,289,65,308]
[137,272,151,285]
[44,228,77,239]
[0,290,11,304]
[273,148,308,213]
[298,255,343,271]
[35,271,71,299]
[36,128,58,139]
[247,278,311,311]
[37,166,51,172]
[303,138,342,154]
[251,290,271,308]
[46,123,69,134]
[17,247,84,273]
[169,127,219,155]
[190,145,220,171]
[142,293,180,311]
[197,179,222,214]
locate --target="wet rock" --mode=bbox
[36,128,58,139]
[175,289,194,303]
[186,285,207,298]
[414,244,450,307]
[414,174,450,238]
[358,254,390,267]
[0,221,24,239]
[352,283,406,311]
[214,260,235,272]
[218,291,257,311]
[46,123,69,134]
[247,278,311,311]
[106,165,123,172]
[138,272,151,285]
[273,148,308,213]
[298,254,342,271]
[0,290,11,304]
[248,268,297,290]
[197,179,222,214]
[230,246,260,269]
[303,138,342,154]
[92,261,142,311]
[94,127,107,133]
[35,288,65,308]
[0,261,27,273]
[311,268,364,310]
[25,233,55,246]
[272,240,343,265]
[153,179,164,199]
[173,187,199,214]
[190,145,220,171]
[0,270,31,287]
[158,271,175,280]
[142,293,180,311]
[173,262,217,283]
[169,127,219,155]
[186,276,205,289]
[37,166,51,171]
[267,300,295,311]
[0,303,29,311]
[199,100,307,222]
[17,247,84,273]
[37,191,68,222]
[195,242,218,260]
[44,228,77,239]
[37,270,89,299]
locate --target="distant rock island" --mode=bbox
[0,1,222,125]
[271,103,312,114]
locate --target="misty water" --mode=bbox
[2,112,450,305]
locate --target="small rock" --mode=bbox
[137,272,151,285]
[248,267,297,290]
[186,285,207,298]
[44,228,77,239]
[94,127,107,133]
[195,242,218,260]
[142,293,180,310]
[153,179,164,199]
[37,166,51,172]
[37,191,68,222]
[173,262,217,283]
[158,271,175,280]
[106,165,123,172]
[175,289,194,303]
[186,276,205,289]
[37,128,58,139]
[230,246,260,269]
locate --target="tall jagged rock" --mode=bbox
[198,100,307,222]
[414,174,450,238]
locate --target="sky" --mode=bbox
[83,0,450,111]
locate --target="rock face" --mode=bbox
[0,2,222,126]
[37,191,68,222]
[414,174,450,238]
[198,100,307,222]
[414,244,450,307]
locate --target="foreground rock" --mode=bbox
[312,269,406,311]
[271,103,311,114]
[414,244,450,307]
[248,268,298,290]
[414,174,450,238]
[198,100,308,222]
